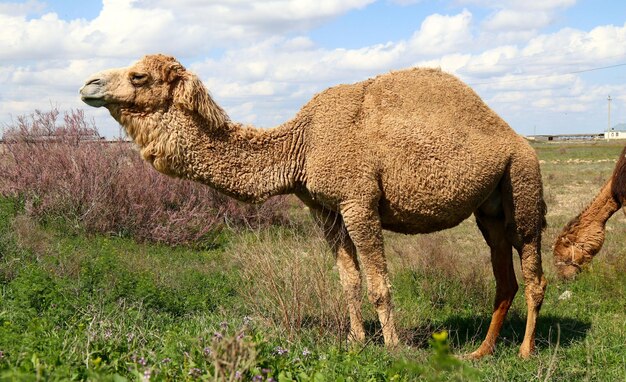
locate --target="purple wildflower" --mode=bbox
[234,370,242,379]
[213,331,224,340]
[252,375,263,382]
[302,348,312,357]
[161,358,171,364]
[274,346,288,356]
[188,368,203,378]
[203,347,212,356]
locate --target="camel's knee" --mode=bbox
[366,284,391,308]
[340,275,363,304]
[524,275,547,308]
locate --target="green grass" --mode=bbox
[531,140,625,162]
[1,142,626,380]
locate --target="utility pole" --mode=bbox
[606,94,612,141]
[606,94,612,140]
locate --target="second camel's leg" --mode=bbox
[310,207,365,342]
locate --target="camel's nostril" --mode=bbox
[85,78,102,86]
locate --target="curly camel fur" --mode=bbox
[554,145,626,279]
[80,54,547,359]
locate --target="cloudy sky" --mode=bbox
[1,0,625,138]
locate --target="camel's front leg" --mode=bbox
[310,207,366,343]
[340,201,399,347]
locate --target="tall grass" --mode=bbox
[0,109,290,247]
[234,228,349,341]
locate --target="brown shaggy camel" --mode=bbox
[554,146,626,279]
[80,54,547,359]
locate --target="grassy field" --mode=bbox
[1,141,626,381]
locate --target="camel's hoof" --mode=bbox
[384,334,400,349]
[384,340,401,350]
[462,344,494,361]
[518,347,534,359]
[461,350,491,361]
[518,340,536,359]
[347,332,366,345]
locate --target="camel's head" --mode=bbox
[80,54,226,130]
[553,219,604,280]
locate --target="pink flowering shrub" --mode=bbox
[0,109,290,246]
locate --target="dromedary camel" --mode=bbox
[80,54,547,359]
[554,145,626,279]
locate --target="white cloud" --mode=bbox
[458,0,575,11]
[0,0,376,63]
[473,0,577,45]
[416,53,472,73]
[462,45,520,77]
[503,0,576,12]
[1,1,626,137]
[409,10,473,55]
[134,0,376,40]
[522,24,626,63]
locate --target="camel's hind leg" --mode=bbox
[467,203,518,359]
[309,207,366,343]
[516,239,547,358]
[505,154,548,359]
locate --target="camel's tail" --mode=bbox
[610,145,626,207]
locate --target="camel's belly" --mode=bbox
[378,194,480,234]
[378,164,502,234]
[379,202,474,233]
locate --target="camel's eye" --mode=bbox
[130,72,149,86]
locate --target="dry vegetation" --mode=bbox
[0,109,291,247]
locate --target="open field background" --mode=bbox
[1,117,626,381]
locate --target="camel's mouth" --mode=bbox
[80,83,107,107]
[80,95,107,107]
[554,262,581,280]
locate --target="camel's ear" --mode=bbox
[173,72,227,128]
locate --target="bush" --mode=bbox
[0,108,290,247]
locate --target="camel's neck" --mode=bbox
[118,108,306,203]
[567,180,621,235]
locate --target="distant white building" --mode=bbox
[605,123,626,139]
[604,130,626,139]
